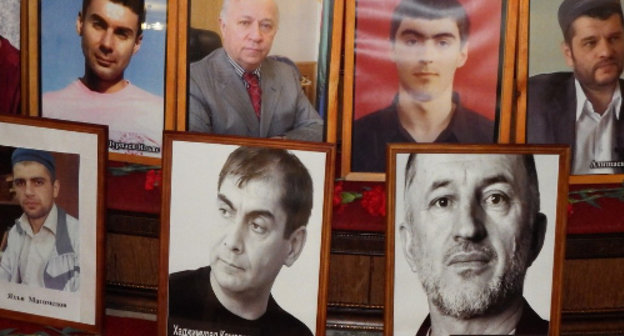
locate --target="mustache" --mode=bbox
[443,241,497,265]
[594,59,619,71]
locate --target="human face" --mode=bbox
[13,162,59,226]
[563,14,624,91]
[77,0,142,88]
[220,0,278,71]
[401,154,536,319]
[392,18,467,102]
[210,174,301,298]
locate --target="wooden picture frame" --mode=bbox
[340,0,518,181]
[174,0,341,141]
[157,133,335,336]
[25,0,178,165]
[516,0,624,184]
[0,115,106,334]
[384,144,569,336]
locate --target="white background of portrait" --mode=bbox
[529,0,568,76]
[168,141,328,334]
[0,121,100,325]
[393,153,560,336]
[271,0,322,62]
[0,0,20,47]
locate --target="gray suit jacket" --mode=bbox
[188,48,323,141]
[527,72,624,171]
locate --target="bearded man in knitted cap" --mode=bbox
[0,148,79,292]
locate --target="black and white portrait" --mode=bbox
[390,149,565,335]
[165,139,331,336]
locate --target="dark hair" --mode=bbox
[404,153,540,223]
[389,0,470,44]
[82,0,146,36]
[218,146,314,238]
[565,7,624,43]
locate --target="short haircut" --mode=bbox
[404,153,540,227]
[82,0,146,36]
[559,0,624,44]
[218,146,313,238]
[389,0,470,44]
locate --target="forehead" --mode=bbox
[85,0,140,26]
[13,161,52,178]
[396,17,460,38]
[410,154,525,186]
[571,13,624,40]
[226,0,278,20]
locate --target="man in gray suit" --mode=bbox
[187,0,323,142]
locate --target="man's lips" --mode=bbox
[413,71,438,77]
[95,55,114,67]
[446,252,491,267]
[217,257,244,271]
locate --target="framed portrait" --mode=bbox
[340,0,519,181]
[0,115,106,334]
[175,0,342,140]
[26,0,178,165]
[384,144,569,336]
[517,0,624,184]
[157,133,335,336]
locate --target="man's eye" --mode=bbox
[13,180,25,187]
[250,222,267,234]
[437,39,450,47]
[430,197,453,209]
[483,193,509,208]
[218,207,233,218]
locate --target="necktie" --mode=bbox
[243,72,262,119]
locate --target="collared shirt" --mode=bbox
[17,205,59,288]
[574,79,622,174]
[225,53,261,88]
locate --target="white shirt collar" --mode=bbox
[575,79,621,121]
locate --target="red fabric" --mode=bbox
[567,184,624,234]
[107,162,161,214]
[0,315,156,335]
[0,36,20,116]
[244,72,262,119]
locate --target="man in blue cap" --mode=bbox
[0,148,80,292]
[528,0,624,175]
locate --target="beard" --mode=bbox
[415,239,531,320]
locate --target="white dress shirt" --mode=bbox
[573,79,621,174]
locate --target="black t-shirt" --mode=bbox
[168,266,313,336]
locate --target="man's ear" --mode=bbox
[76,12,84,36]
[527,212,547,267]
[457,42,469,68]
[53,179,60,199]
[133,34,143,55]
[284,226,307,267]
[561,41,575,68]
[399,222,418,272]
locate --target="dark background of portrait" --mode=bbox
[353,0,502,121]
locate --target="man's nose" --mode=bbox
[100,29,114,51]
[248,22,264,42]
[418,40,435,64]
[24,182,35,195]
[222,220,245,253]
[452,201,487,241]
[597,37,615,58]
